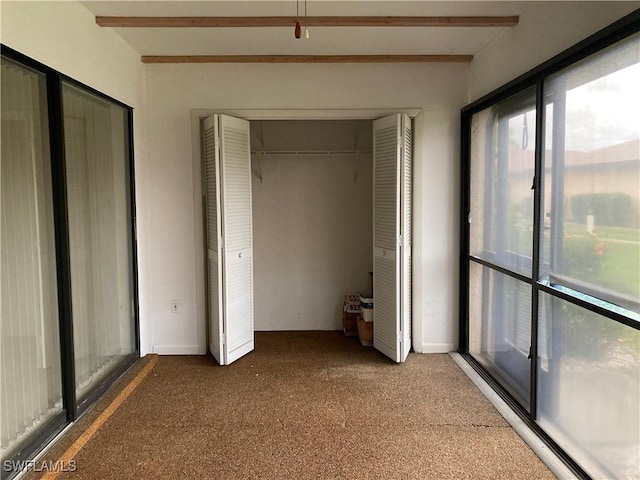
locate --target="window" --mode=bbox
[0,47,138,478]
[542,35,640,314]
[461,17,639,480]
[468,87,537,409]
[537,32,640,479]
[470,88,536,277]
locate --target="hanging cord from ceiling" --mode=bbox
[294,0,301,38]
[522,112,529,150]
[304,0,309,39]
[294,0,309,39]
[521,112,536,190]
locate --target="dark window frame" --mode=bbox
[460,9,640,480]
[471,88,538,277]
[468,89,539,409]
[0,44,140,480]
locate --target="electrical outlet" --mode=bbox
[171,299,181,314]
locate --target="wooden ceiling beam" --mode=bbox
[97,16,519,28]
[141,55,474,64]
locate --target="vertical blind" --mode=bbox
[61,83,135,401]
[0,58,63,459]
[0,49,137,473]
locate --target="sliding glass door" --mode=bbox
[0,56,64,464]
[0,48,138,478]
[461,22,639,479]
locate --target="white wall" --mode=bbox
[250,120,373,331]
[469,2,639,101]
[145,4,639,356]
[146,62,470,354]
[4,0,634,358]
[413,110,461,353]
[0,1,150,353]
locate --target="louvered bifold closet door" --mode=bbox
[203,115,224,364]
[400,115,412,361]
[219,115,254,364]
[373,114,412,363]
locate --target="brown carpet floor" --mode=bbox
[28,332,555,479]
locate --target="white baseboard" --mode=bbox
[152,344,199,355]
[417,342,456,353]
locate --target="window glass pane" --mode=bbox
[1,57,63,459]
[470,88,537,277]
[537,293,639,479]
[469,262,531,408]
[542,33,640,313]
[62,82,135,401]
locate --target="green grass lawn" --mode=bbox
[600,241,640,298]
[565,223,640,243]
[597,225,640,243]
[563,223,640,299]
[502,219,639,298]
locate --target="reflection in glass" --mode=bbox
[542,33,640,312]
[469,262,531,408]
[537,293,639,479]
[470,88,537,277]
[62,83,135,401]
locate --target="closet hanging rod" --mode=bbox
[251,149,372,156]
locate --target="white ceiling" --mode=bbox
[79,1,532,56]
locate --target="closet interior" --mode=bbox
[249,120,374,332]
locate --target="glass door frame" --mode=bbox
[0,44,140,478]
[459,10,640,480]
[468,89,538,410]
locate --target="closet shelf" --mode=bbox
[252,150,371,184]
[251,149,372,156]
